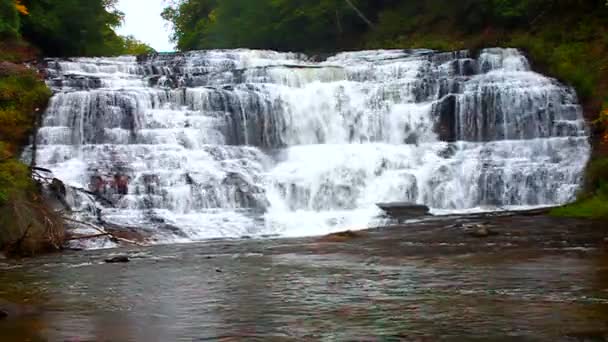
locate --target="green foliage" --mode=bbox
[551,158,608,218]
[0,67,62,255]
[121,35,155,55]
[0,67,50,222]
[0,69,50,147]
[163,0,381,51]
[19,0,124,56]
[550,193,608,219]
[2,0,156,57]
[0,150,33,204]
[0,0,20,38]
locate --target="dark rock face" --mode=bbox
[105,255,130,263]
[433,94,457,142]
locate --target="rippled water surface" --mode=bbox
[1,215,608,341]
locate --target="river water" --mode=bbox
[1,214,607,341]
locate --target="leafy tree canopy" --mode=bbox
[162,0,607,52]
[2,0,155,57]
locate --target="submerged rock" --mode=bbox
[105,255,130,263]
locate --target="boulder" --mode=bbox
[377,202,431,221]
[104,255,130,263]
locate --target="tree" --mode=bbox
[19,0,126,56]
[120,35,155,55]
[0,0,20,37]
[162,0,382,52]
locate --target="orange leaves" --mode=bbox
[14,0,28,15]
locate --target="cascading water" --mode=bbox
[27,48,590,243]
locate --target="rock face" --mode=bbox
[377,203,431,221]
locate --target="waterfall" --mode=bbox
[27,48,590,241]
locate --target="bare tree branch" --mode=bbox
[344,0,375,29]
[63,217,146,247]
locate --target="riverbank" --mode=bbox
[0,41,65,257]
[1,211,607,340]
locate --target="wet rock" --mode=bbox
[466,224,499,238]
[377,203,431,220]
[319,230,366,243]
[105,255,130,263]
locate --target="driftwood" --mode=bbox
[66,233,111,241]
[62,217,146,247]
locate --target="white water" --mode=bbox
[27,48,590,244]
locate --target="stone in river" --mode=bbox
[467,224,499,238]
[376,202,431,221]
[105,255,130,263]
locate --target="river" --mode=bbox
[1,213,607,341]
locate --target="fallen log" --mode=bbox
[62,217,146,247]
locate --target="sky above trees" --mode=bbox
[117,0,174,52]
